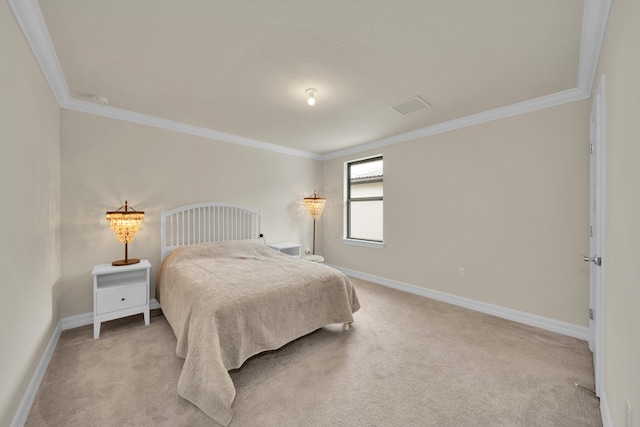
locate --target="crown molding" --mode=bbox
[62,98,321,160]
[320,88,589,160]
[7,0,320,160]
[9,0,611,161]
[577,0,614,95]
[7,0,70,104]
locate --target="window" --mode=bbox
[346,156,383,243]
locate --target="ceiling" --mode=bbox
[11,0,610,159]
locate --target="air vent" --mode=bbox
[391,96,430,115]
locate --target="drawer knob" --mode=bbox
[121,298,125,301]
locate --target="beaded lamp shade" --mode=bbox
[303,190,326,255]
[303,190,326,220]
[106,201,144,266]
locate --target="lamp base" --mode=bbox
[112,258,140,267]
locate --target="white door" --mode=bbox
[587,75,606,397]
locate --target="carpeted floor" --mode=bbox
[26,278,601,426]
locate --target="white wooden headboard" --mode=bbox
[160,202,262,262]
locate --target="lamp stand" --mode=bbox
[303,189,325,257]
[312,218,317,255]
[112,242,140,266]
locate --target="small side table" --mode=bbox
[92,259,151,339]
[268,242,301,258]
[303,254,325,263]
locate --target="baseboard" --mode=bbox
[331,265,590,341]
[59,298,161,330]
[12,298,162,425]
[59,311,93,330]
[600,391,613,427]
[15,280,592,426]
[10,321,62,427]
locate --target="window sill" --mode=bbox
[342,238,384,249]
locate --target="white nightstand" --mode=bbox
[92,259,151,339]
[268,242,301,258]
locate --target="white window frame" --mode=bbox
[343,155,384,249]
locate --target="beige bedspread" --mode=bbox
[156,240,360,426]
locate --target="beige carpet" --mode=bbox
[26,279,601,426]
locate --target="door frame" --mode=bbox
[589,74,606,397]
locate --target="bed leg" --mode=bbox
[344,322,351,331]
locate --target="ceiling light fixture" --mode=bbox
[305,88,317,106]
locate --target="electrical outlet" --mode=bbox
[626,400,633,427]
[458,267,466,278]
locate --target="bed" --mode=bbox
[156,202,360,426]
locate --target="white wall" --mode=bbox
[59,110,322,317]
[594,0,640,424]
[322,100,591,326]
[0,2,61,425]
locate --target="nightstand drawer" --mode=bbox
[96,284,147,314]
